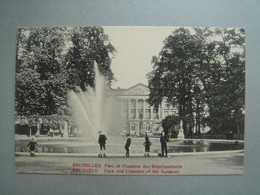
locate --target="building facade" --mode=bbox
[113,83,178,136]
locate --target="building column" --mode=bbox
[135,99,138,119]
[151,105,154,119]
[128,99,131,119]
[143,99,146,119]
[136,99,140,136]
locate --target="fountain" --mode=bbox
[68,61,117,141]
[15,62,245,157]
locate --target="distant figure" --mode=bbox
[143,134,152,157]
[160,131,168,157]
[98,131,107,158]
[27,138,38,157]
[124,134,131,157]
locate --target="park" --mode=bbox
[15,26,245,175]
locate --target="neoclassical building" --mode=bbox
[112,83,178,136]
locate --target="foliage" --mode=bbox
[162,115,180,131]
[162,115,180,138]
[15,27,116,123]
[65,27,116,91]
[148,27,245,135]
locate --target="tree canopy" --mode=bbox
[15,27,116,119]
[148,27,245,136]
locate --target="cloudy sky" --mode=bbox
[103,26,176,89]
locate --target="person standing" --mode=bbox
[27,138,38,157]
[143,135,152,157]
[160,131,168,157]
[124,133,131,157]
[98,130,107,158]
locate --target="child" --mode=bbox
[27,138,38,157]
[143,135,151,157]
[98,130,107,158]
[125,133,131,157]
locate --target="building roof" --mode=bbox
[119,83,149,96]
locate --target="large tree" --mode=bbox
[201,28,245,134]
[148,28,204,136]
[15,26,116,121]
[65,27,116,91]
[16,27,68,117]
[148,27,245,136]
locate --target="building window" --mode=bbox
[130,100,136,109]
[138,109,143,119]
[145,109,151,119]
[153,109,158,119]
[130,109,136,119]
[146,124,151,131]
[138,100,143,109]
[130,125,135,131]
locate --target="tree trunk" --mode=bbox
[236,119,240,135]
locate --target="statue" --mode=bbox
[178,120,185,139]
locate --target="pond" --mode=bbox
[15,138,244,154]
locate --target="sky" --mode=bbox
[102,26,176,89]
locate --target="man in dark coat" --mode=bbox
[125,134,131,157]
[27,138,38,157]
[144,134,152,157]
[98,130,107,158]
[160,131,168,157]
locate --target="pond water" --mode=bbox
[15,139,244,154]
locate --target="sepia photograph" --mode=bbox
[15,26,245,175]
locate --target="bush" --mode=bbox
[15,124,37,136]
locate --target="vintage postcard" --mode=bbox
[15,26,245,175]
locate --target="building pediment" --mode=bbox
[121,83,149,96]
